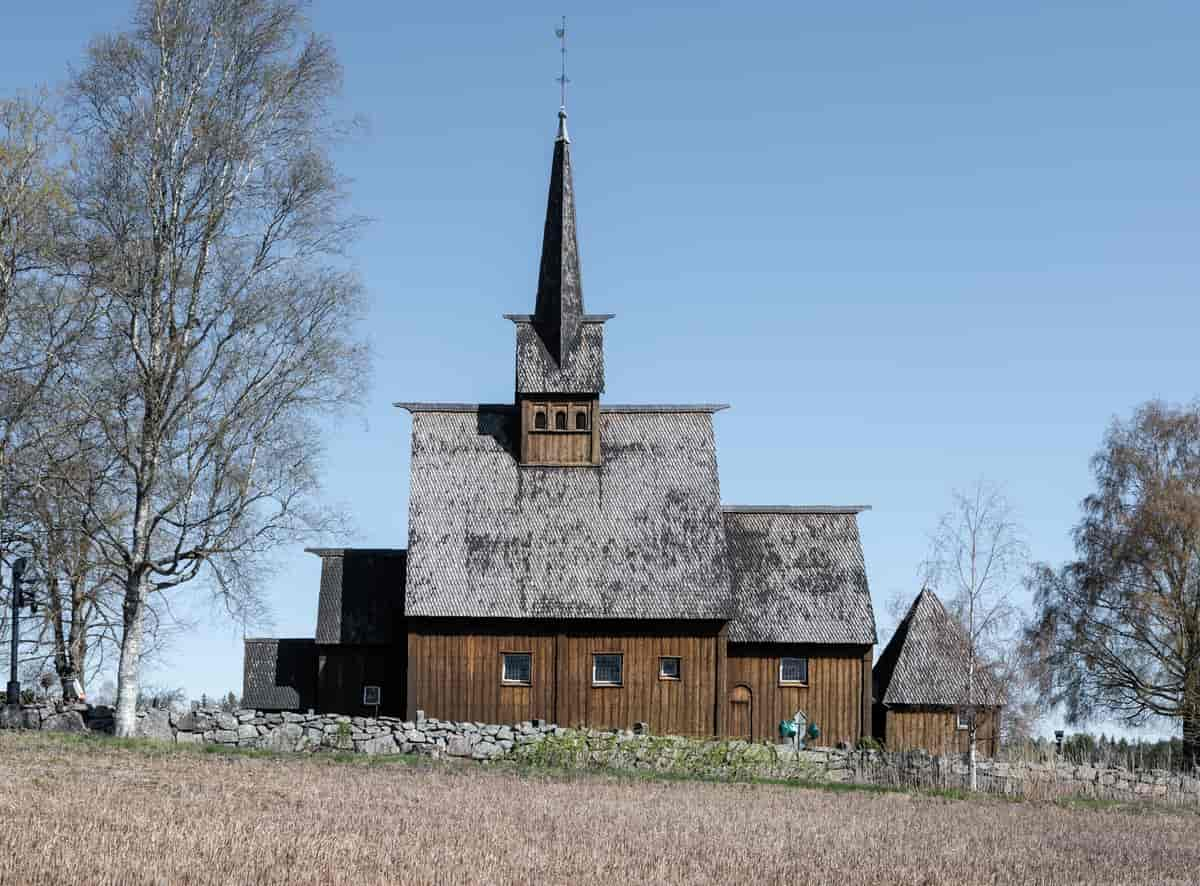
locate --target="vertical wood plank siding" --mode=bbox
[725,644,872,746]
[317,646,406,717]
[405,625,871,740]
[407,621,721,735]
[882,707,1001,756]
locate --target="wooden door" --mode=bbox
[728,684,753,740]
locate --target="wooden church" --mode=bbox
[243,109,879,746]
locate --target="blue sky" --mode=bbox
[3,3,1198,734]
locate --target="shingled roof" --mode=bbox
[242,638,316,711]
[723,508,876,644]
[309,549,406,645]
[400,404,733,620]
[874,589,1005,707]
[509,316,609,394]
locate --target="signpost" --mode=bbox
[363,685,381,719]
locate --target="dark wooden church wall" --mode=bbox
[882,706,1000,756]
[556,630,718,736]
[406,619,723,736]
[317,645,406,717]
[406,630,557,725]
[725,644,872,746]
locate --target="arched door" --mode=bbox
[728,684,753,740]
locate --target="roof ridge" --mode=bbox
[723,505,871,514]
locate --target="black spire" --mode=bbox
[532,109,583,365]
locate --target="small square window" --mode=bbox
[779,657,808,685]
[957,708,972,730]
[659,657,681,680]
[592,653,623,686]
[502,653,531,685]
[362,685,381,706]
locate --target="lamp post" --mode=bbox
[6,557,27,707]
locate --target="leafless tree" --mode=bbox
[64,0,368,735]
[1027,400,1200,768]
[0,92,100,697]
[923,480,1028,789]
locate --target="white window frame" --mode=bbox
[501,652,532,686]
[659,656,682,681]
[778,657,809,685]
[956,707,972,731]
[592,653,624,687]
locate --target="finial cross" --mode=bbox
[555,16,570,110]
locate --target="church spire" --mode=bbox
[532,107,584,365]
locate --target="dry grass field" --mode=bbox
[1,732,1198,885]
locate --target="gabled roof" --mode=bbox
[242,638,315,711]
[724,508,876,644]
[873,589,1005,707]
[307,548,406,645]
[402,405,732,620]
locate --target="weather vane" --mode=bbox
[555,16,570,111]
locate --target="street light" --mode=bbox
[7,558,26,705]
[6,557,29,707]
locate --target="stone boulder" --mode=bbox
[472,741,500,760]
[215,712,238,731]
[136,709,174,741]
[361,734,398,755]
[447,734,480,757]
[42,711,86,733]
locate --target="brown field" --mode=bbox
[0,732,1197,885]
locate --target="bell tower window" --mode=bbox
[520,397,599,466]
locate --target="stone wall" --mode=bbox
[5,701,1200,805]
[1,701,557,760]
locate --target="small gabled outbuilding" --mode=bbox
[872,589,1004,755]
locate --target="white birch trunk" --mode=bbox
[114,575,145,737]
[968,724,978,791]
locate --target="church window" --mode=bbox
[779,657,808,685]
[502,653,532,686]
[575,409,589,430]
[554,410,567,431]
[534,409,548,430]
[659,656,681,681]
[592,653,623,686]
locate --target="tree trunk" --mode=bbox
[1183,664,1200,772]
[968,722,978,791]
[113,575,146,737]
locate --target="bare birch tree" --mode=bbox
[65,0,368,735]
[0,93,99,700]
[923,480,1026,789]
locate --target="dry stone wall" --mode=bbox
[5,701,1200,805]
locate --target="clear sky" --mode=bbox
[2,3,1197,734]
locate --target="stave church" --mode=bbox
[243,107,879,746]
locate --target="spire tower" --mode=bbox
[532,106,584,364]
